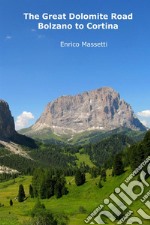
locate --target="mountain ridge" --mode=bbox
[21,87,146,140]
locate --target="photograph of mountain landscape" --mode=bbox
[0,0,150,224]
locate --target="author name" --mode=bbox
[60,41,108,48]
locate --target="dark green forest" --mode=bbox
[0,130,150,184]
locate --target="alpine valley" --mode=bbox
[0,87,150,225]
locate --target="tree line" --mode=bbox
[31,168,68,199]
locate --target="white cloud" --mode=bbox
[140,120,149,127]
[15,111,34,130]
[137,110,150,118]
[5,35,12,40]
[136,110,150,128]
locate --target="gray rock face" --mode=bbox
[31,87,146,135]
[0,100,15,138]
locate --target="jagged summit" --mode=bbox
[0,99,36,148]
[0,99,15,138]
[26,87,146,137]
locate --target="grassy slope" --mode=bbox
[0,176,32,225]
[0,169,150,225]
[19,127,146,146]
[75,152,95,167]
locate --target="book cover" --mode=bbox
[0,0,150,224]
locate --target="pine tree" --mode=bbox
[90,167,100,178]
[46,179,55,198]
[40,180,47,199]
[31,200,58,224]
[18,184,25,202]
[75,169,86,186]
[100,169,106,181]
[10,199,13,206]
[54,181,62,198]
[113,154,124,176]
[29,184,34,198]
[31,199,45,217]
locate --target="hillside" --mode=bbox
[0,132,140,176]
[0,141,79,176]
[0,128,146,177]
[68,127,146,145]
[0,131,150,224]
[0,168,150,225]
[84,133,135,167]
[19,127,146,146]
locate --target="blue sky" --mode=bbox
[0,0,150,129]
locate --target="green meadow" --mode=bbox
[0,168,150,225]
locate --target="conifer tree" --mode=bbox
[54,181,62,199]
[100,169,106,181]
[29,184,34,198]
[113,153,124,176]
[75,169,85,186]
[18,184,25,202]
[10,199,13,206]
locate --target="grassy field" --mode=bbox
[0,169,150,225]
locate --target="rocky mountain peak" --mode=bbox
[0,99,37,148]
[30,87,146,136]
[0,99,15,139]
